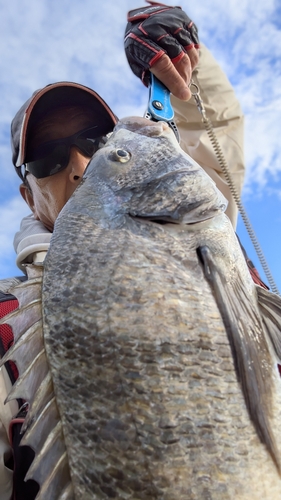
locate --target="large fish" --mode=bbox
[2,117,281,499]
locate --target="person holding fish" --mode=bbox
[0,2,249,499]
[11,2,246,277]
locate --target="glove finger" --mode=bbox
[125,33,166,74]
[153,33,188,60]
[183,45,200,70]
[189,22,200,46]
[148,26,199,63]
[172,52,194,85]
[154,30,199,73]
[150,54,192,101]
[173,26,200,51]
[176,22,200,47]
[139,10,199,47]
[125,34,199,89]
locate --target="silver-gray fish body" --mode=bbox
[3,118,281,499]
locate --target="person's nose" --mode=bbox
[67,147,90,183]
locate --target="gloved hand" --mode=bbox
[124,0,200,101]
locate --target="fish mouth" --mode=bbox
[129,215,216,228]
[129,215,180,225]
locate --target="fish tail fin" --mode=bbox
[198,245,281,473]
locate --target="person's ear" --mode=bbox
[19,183,39,220]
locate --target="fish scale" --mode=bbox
[2,117,281,498]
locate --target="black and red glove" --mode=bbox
[124,1,199,87]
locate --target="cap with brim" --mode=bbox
[11,81,118,177]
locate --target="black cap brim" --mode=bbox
[11,81,118,168]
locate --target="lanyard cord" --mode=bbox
[190,81,280,296]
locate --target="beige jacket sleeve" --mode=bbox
[0,368,18,500]
[171,43,245,228]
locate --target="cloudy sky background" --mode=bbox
[0,0,280,292]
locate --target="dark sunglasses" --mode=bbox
[24,126,107,179]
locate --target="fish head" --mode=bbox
[64,117,227,225]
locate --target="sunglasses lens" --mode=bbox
[26,144,69,179]
[75,129,102,157]
[25,126,106,179]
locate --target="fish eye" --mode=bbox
[109,149,131,163]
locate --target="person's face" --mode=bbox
[20,106,96,232]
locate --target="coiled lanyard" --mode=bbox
[190,81,280,296]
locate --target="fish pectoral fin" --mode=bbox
[197,245,240,347]
[257,286,281,361]
[197,245,281,473]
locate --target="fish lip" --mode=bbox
[181,216,217,226]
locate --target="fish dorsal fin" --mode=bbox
[0,277,23,294]
[1,264,74,498]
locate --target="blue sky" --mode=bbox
[0,0,280,292]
